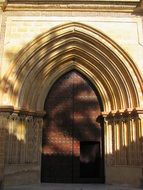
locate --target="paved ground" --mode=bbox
[4,183,143,190]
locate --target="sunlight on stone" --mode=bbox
[8,122,26,143]
[139,122,143,138]
[132,122,136,142]
[106,124,113,154]
[116,124,120,151]
[124,123,128,147]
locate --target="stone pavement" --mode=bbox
[4,183,143,190]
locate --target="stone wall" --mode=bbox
[0,1,143,188]
[1,108,143,187]
[0,108,44,187]
[0,112,10,189]
[103,108,143,187]
[0,12,143,80]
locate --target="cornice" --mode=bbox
[102,107,143,118]
[0,106,142,118]
[0,106,46,117]
[0,0,140,12]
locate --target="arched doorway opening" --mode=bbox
[41,70,104,183]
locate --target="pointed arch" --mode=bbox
[0,22,142,113]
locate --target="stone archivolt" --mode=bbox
[0,22,142,113]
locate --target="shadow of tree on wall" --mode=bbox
[0,23,80,186]
[0,23,143,187]
[1,24,71,107]
[1,116,42,186]
[41,70,104,183]
[105,135,143,188]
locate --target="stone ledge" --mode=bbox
[102,107,143,118]
[0,106,46,117]
[0,0,140,12]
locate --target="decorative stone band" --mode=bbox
[102,107,143,120]
[102,108,143,167]
[0,106,143,167]
[0,0,140,12]
[0,106,46,118]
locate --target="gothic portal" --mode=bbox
[0,2,143,188]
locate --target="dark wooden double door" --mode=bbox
[41,71,104,183]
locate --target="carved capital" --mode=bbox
[25,116,33,122]
[0,112,10,119]
[33,117,43,127]
[0,112,10,129]
[9,113,19,121]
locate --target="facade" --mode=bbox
[0,0,143,188]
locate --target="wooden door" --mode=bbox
[41,71,104,183]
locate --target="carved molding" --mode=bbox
[0,0,140,12]
[0,106,46,117]
[102,107,143,120]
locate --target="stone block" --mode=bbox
[106,166,143,188]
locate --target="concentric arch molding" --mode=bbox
[0,22,142,113]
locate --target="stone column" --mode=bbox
[134,112,143,165]
[138,114,143,164]
[103,113,114,166]
[33,117,43,183]
[0,112,10,189]
[5,113,20,164]
[34,118,43,165]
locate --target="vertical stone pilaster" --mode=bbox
[0,112,10,189]
[122,116,129,165]
[130,116,137,165]
[108,119,114,165]
[6,113,20,164]
[35,118,43,164]
[104,118,108,165]
[104,114,115,166]
[19,115,26,164]
[132,115,140,165]
[114,119,120,165]
[136,114,143,165]
[25,116,33,163]
[126,115,132,165]
[33,117,43,183]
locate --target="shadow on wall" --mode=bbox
[42,71,102,153]
[41,70,104,182]
[4,117,41,165]
[105,133,143,187]
[0,24,72,108]
[0,116,42,186]
[0,23,142,187]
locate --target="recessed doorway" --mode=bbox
[41,70,104,183]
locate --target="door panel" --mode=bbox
[80,141,101,178]
[41,70,104,183]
